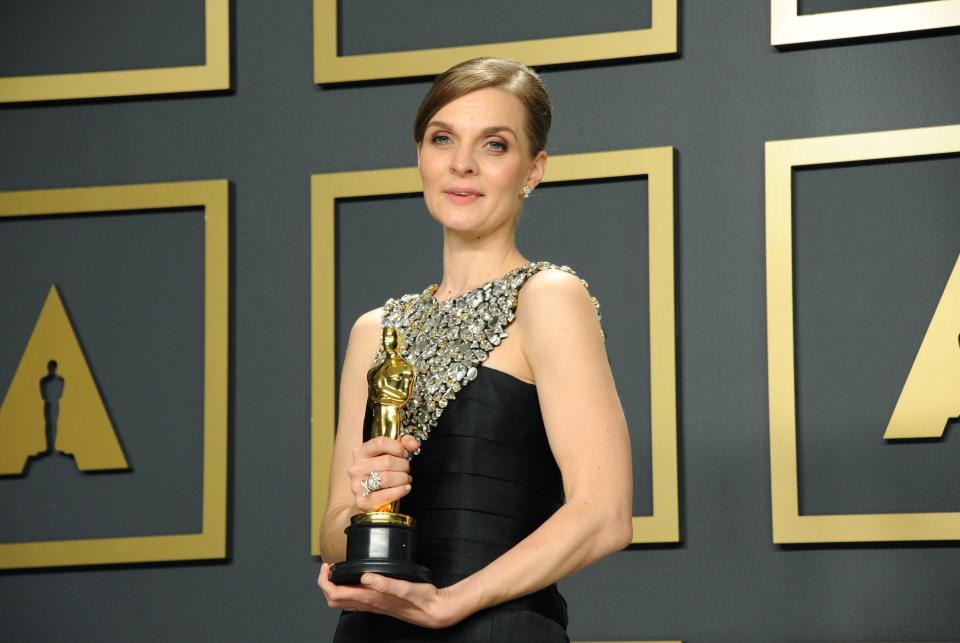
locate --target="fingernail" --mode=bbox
[361,574,372,586]
[405,484,412,491]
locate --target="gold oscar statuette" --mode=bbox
[329,326,431,585]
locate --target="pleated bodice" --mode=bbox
[333,365,570,642]
[403,364,567,623]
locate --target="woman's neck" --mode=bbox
[435,227,528,302]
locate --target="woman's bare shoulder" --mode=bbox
[518,267,597,317]
[352,306,384,333]
[346,306,386,365]
[516,267,604,347]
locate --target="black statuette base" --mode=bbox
[329,521,431,586]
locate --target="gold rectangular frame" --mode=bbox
[765,123,960,543]
[0,180,229,568]
[0,0,230,103]
[313,0,677,83]
[311,147,679,555]
[771,0,960,45]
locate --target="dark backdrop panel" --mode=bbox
[794,155,960,515]
[0,1,958,642]
[0,209,205,542]
[0,0,205,77]
[340,0,652,55]
[799,0,933,15]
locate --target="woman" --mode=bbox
[318,57,633,642]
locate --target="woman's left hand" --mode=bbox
[317,563,467,629]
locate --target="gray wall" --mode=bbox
[1,1,959,641]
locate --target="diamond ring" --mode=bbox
[361,470,382,496]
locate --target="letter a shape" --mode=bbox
[885,254,960,439]
[0,285,129,473]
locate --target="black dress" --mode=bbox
[332,364,569,642]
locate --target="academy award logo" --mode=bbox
[0,285,129,475]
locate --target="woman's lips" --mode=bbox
[443,189,483,205]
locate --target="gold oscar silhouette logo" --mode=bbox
[0,285,129,474]
[884,254,960,440]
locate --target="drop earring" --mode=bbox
[521,185,532,199]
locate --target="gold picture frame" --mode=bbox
[771,0,960,45]
[0,0,230,104]
[0,179,229,568]
[313,0,677,84]
[311,147,679,555]
[765,123,960,543]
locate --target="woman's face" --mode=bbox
[418,87,546,237]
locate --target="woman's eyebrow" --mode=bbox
[426,121,516,138]
[481,126,517,138]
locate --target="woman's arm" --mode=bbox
[318,308,419,563]
[318,269,633,625]
[449,269,634,609]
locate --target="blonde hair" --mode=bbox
[413,57,552,156]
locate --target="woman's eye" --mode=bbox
[431,134,451,145]
[485,140,507,152]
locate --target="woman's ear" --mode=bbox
[416,143,422,170]
[526,150,548,189]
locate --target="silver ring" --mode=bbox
[366,470,382,492]
[360,478,370,496]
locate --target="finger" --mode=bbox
[324,582,385,606]
[355,480,411,510]
[367,454,411,475]
[357,436,409,459]
[360,572,388,593]
[374,470,412,489]
[349,469,410,493]
[357,484,411,512]
[331,598,387,616]
[350,454,410,479]
[361,572,408,599]
[353,471,411,499]
[347,460,409,495]
[399,434,420,455]
[319,562,355,594]
[319,563,350,604]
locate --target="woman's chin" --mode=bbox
[437,213,513,237]
[430,208,516,236]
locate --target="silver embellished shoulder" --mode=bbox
[373,261,601,445]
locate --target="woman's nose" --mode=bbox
[450,148,476,175]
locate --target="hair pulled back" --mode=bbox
[413,57,552,156]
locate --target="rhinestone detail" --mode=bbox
[373,261,602,447]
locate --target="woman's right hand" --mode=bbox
[348,434,420,512]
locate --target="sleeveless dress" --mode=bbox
[332,262,601,643]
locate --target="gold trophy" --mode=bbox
[329,326,431,585]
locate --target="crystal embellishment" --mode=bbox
[373,261,602,447]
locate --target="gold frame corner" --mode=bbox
[0,0,230,104]
[771,0,960,46]
[0,179,230,568]
[313,0,677,84]
[765,123,960,544]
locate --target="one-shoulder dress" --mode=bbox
[332,263,601,643]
